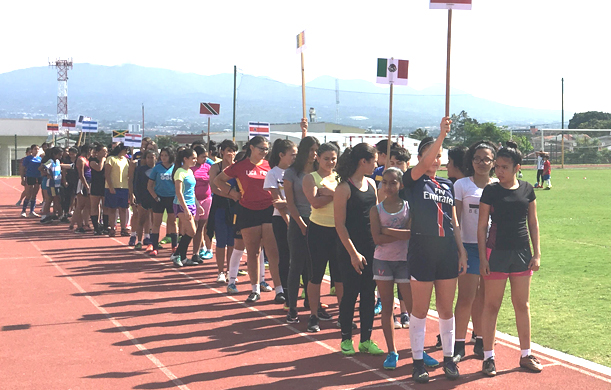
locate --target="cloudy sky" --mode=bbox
[2,0,608,114]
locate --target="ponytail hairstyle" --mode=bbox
[291,136,320,173]
[336,142,377,182]
[497,140,522,167]
[172,147,195,182]
[238,135,267,163]
[464,140,498,177]
[193,145,207,158]
[269,139,297,168]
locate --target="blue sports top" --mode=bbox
[402,168,455,238]
[23,155,42,178]
[371,165,384,185]
[148,162,175,197]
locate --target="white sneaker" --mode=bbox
[260,281,273,292]
[29,211,40,218]
[217,272,226,283]
[20,212,27,218]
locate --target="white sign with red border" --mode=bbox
[248,122,270,140]
[430,0,472,10]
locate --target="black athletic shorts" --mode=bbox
[152,196,174,214]
[488,247,532,274]
[407,234,459,282]
[234,204,273,230]
[26,177,42,185]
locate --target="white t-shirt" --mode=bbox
[537,155,544,170]
[454,176,498,244]
[263,166,286,217]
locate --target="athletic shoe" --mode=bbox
[226,283,238,294]
[274,292,286,304]
[534,183,539,188]
[384,352,399,370]
[159,235,172,244]
[40,216,54,224]
[307,315,320,332]
[435,334,442,349]
[286,308,299,324]
[134,243,143,250]
[202,250,213,260]
[336,318,358,330]
[171,254,183,267]
[157,243,164,249]
[423,352,439,368]
[401,313,410,328]
[93,228,103,236]
[101,228,110,235]
[182,257,197,266]
[237,269,247,276]
[246,292,260,303]
[482,357,496,376]
[473,338,484,359]
[142,237,152,245]
[393,316,402,329]
[74,227,86,234]
[340,339,356,356]
[149,250,158,257]
[20,212,27,218]
[317,307,333,321]
[191,254,203,264]
[374,298,382,315]
[60,216,70,223]
[29,211,40,218]
[121,229,131,237]
[412,361,429,383]
[453,341,466,363]
[260,281,273,292]
[520,355,543,372]
[443,357,460,380]
[145,244,154,253]
[51,215,59,221]
[358,340,384,355]
[108,228,116,237]
[329,286,336,296]
[217,272,226,283]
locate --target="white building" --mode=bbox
[0,119,49,176]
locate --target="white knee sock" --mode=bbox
[409,315,426,360]
[439,317,455,358]
[228,249,244,285]
[259,248,265,283]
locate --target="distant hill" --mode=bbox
[0,64,562,131]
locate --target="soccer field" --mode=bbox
[452,168,611,367]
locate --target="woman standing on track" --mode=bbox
[451,140,498,362]
[478,141,543,376]
[72,144,93,232]
[402,118,467,383]
[190,145,214,266]
[147,147,177,256]
[89,144,107,235]
[132,150,157,250]
[284,132,319,322]
[171,148,202,267]
[264,139,297,304]
[302,142,342,332]
[21,145,42,218]
[104,143,131,237]
[214,136,280,303]
[334,143,384,357]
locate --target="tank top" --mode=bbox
[309,171,338,228]
[89,157,105,187]
[80,156,92,182]
[344,179,377,256]
[373,200,409,261]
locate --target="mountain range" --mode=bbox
[0,64,563,132]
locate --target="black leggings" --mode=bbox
[338,244,376,342]
[272,216,290,300]
[306,221,341,284]
[537,169,543,183]
[287,217,311,310]
[61,187,75,215]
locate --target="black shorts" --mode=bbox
[76,180,90,196]
[26,177,42,185]
[306,221,342,284]
[135,196,155,211]
[152,196,174,214]
[488,248,532,274]
[234,204,273,230]
[407,234,459,282]
[90,182,105,197]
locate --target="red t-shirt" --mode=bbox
[224,158,272,210]
[543,160,551,175]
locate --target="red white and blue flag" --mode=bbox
[248,122,270,140]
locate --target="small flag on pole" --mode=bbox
[47,123,59,132]
[248,122,271,140]
[82,120,98,133]
[376,58,409,86]
[112,130,128,142]
[430,0,472,10]
[123,133,143,147]
[530,126,538,135]
[62,119,76,128]
[296,30,306,53]
[200,103,220,116]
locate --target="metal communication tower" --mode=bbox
[49,58,73,126]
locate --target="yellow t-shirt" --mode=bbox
[309,171,338,228]
[105,155,130,189]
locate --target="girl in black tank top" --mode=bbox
[334,143,383,356]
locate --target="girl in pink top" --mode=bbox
[191,145,214,264]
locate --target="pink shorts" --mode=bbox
[483,247,533,280]
[195,197,212,221]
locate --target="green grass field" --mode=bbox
[431,168,611,367]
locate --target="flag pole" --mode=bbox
[445,8,453,118]
[142,103,145,141]
[207,116,211,147]
[77,130,83,147]
[387,81,394,163]
[301,51,307,138]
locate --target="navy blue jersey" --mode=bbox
[371,165,384,185]
[402,168,455,238]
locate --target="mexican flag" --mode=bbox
[376,58,409,86]
[430,0,472,10]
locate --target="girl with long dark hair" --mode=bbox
[72,144,93,232]
[89,143,107,235]
[147,147,178,256]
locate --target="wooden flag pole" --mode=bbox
[445,8,453,118]
[387,82,394,163]
[301,51,307,138]
[76,130,83,147]
[207,117,211,147]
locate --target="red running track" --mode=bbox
[0,177,609,390]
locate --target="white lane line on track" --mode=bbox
[0,210,190,390]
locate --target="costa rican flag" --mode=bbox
[248,122,270,140]
[82,120,98,132]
